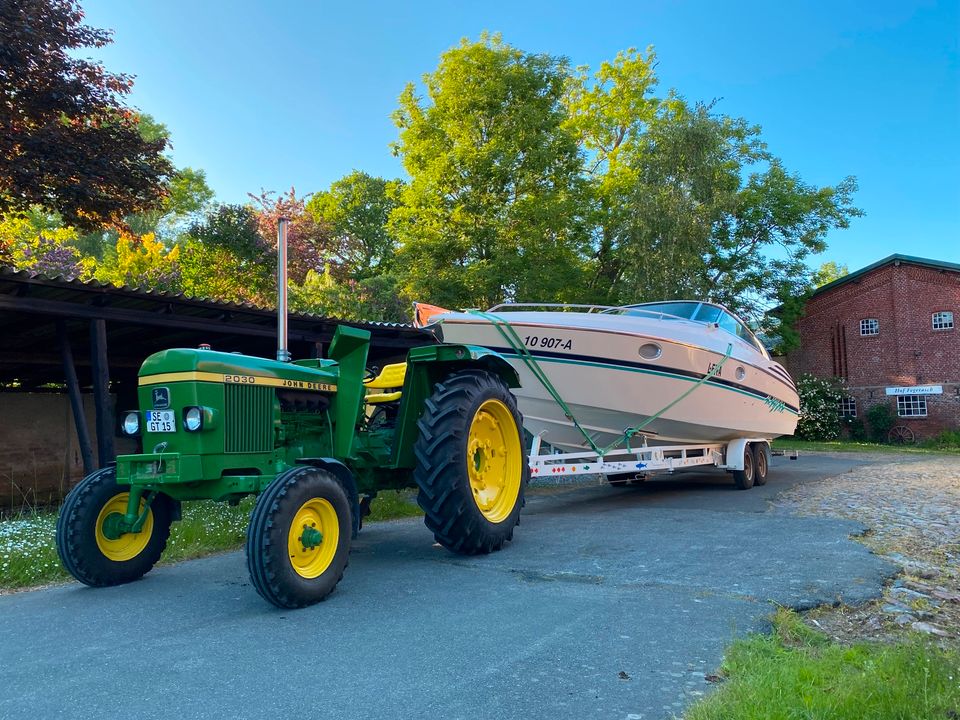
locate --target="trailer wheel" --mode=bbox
[414,370,528,555]
[246,466,351,608]
[732,445,755,490]
[752,443,770,486]
[56,468,174,587]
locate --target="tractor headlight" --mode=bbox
[122,411,140,436]
[183,406,203,432]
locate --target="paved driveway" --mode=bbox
[0,455,895,720]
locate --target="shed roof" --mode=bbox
[0,266,434,389]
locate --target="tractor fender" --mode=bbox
[295,458,361,538]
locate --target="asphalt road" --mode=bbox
[0,454,897,720]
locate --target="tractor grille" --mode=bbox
[224,384,274,454]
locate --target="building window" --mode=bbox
[838,397,857,417]
[896,395,927,417]
[860,318,879,336]
[932,311,954,330]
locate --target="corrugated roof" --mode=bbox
[0,265,417,331]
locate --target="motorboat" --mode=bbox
[417,301,799,451]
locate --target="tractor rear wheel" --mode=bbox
[246,466,351,608]
[413,370,528,555]
[56,468,174,587]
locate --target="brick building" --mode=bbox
[788,254,960,439]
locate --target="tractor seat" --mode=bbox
[364,363,407,404]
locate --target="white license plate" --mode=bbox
[146,410,176,433]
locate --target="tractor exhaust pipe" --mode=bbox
[276,217,291,362]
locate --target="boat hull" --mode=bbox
[435,313,799,451]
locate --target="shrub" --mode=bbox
[865,402,897,443]
[795,374,844,441]
[921,429,960,450]
[841,416,867,441]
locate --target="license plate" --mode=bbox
[146,410,176,433]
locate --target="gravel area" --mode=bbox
[775,452,960,644]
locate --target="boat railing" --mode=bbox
[485,302,693,322]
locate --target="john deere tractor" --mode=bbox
[55,222,528,608]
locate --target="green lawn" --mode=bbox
[0,490,422,590]
[772,438,960,455]
[685,609,960,720]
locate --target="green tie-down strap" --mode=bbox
[466,309,734,457]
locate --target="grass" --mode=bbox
[685,608,960,720]
[0,489,422,591]
[772,438,960,455]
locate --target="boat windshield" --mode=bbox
[611,301,769,356]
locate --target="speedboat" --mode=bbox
[418,301,799,451]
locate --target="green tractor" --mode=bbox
[56,221,528,608]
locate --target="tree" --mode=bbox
[94,232,181,292]
[390,34,589,309]
[290,269,407,323]
[180,203,274,304]
[566,50,862,324]
[813,260,849,287]
[306,171,401,280]
[0,211,88,278]
[0,0,173,229]
[248,189,328,284]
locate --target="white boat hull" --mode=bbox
[434,312,799,451]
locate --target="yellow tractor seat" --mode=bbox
[364,363,407,404]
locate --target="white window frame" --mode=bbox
[860,318,879,336]
[932,311,954,330]
[896,395,927,418]
[838,397,857,418]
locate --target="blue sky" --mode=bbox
[83,0,959,270]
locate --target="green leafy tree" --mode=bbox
[0,211,89,278]
[94,232,181,292]
[390,33,589,309]
[306,171,401,280]
[813,260,849,287]
[180,203,274,304]
[290,269,407,323]
[0,0,172,229]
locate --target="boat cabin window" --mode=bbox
[611,301,769,356]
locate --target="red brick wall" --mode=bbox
[790,261,960,437]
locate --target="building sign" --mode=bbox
[885,385,943,396]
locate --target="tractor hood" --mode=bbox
[138,349,339,388]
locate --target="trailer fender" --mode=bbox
[296,458,361,538]
[724,439,751,471]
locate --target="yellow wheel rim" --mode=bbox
[95,493,154,562]
[287,498,340,579]
[467,399,523,523]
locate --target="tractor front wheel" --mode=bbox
[246,467,352,609]
[56,468,174,587]
[413,370,528,555]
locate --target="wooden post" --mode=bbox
[57,320,94,475]
[89,318,115,467]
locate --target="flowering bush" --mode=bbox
[795,374,844,441]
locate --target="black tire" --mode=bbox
[246,466,352,609]
[752,443,770,486]
[56,468,174,587]
[732,445,755,490]
[413,370,528,555]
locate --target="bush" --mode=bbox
[921,429,960,450]
[795,374,844,441]
[841,416,867,441]
[865,402,897,443]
